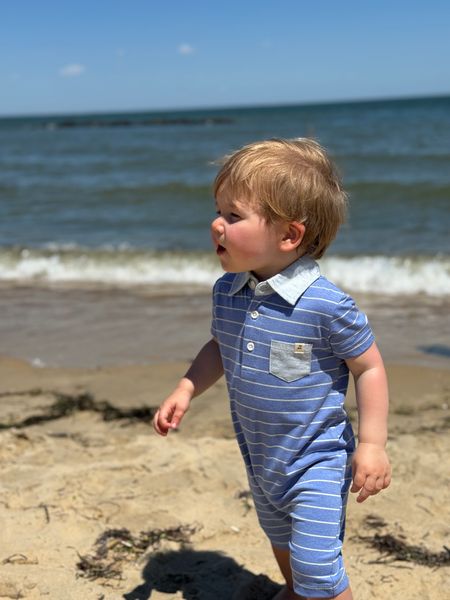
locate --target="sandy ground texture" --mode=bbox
[0,355,449,599]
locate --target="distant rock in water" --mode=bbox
[42,116,234,129]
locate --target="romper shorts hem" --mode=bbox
[293,570,350,598]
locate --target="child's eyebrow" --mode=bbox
[215,198,242,213]
[215,199,235,209]
[227,200,242,212]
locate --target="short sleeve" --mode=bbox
[210,280,219,339]
[329,294,374,359]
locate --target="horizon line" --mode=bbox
[1,91,449,120]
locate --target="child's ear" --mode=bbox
[280,222,305,251]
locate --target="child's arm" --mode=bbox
[153,337,224,436]
[345,342,391,503]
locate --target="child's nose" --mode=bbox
[211,216,224,234]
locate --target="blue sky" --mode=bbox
[1,0,449,116]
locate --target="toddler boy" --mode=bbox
[153,138,391,600]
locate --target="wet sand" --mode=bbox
[0,354,449,599]
[1,284,449,370]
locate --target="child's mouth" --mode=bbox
[216,244,226,255]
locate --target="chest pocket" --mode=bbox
[269,340,313,382]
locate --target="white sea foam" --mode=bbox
[319,255,450,296]
[0,247,449,297]
[0,247,222,287]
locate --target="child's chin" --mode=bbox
[223,266,242,273]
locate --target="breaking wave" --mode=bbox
[0,246,449,297]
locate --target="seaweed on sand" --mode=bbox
[76,525,197,581]
[356,516,450,568]
[0,391,157,429]
[360,533,450,567]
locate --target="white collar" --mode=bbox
[228,256,321,305]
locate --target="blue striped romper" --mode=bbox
[211,256,374,598]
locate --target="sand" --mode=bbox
[0,355,449,599]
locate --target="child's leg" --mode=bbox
[271,544,353,600]
[271,452,353,599]
[246,453,353,597]
[271,544,297,599]
[271,544,294,590]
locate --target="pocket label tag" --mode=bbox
[294,343,305,354]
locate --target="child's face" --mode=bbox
[211,187,289,280]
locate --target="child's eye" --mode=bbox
[214,209,242,222]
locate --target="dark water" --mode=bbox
[0,97,449,367]
[1,96,449,257]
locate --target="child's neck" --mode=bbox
[252,252,305,282]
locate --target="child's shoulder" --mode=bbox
[302,276,367,330]
[304,275,350,304]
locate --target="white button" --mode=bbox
[246,342,255,351]
[256,282,270,295]
[250,310,259,319]
[248,279,256,290]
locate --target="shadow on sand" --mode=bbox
[123,548,281,600]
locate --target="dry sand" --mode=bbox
[0,355,449,599]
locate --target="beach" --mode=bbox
[1,287,449,600]
[1,97,449,598]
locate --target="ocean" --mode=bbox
[1,96,449,368]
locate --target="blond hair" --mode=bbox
[213,138,347,259]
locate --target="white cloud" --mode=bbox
[178,44,194,55]
[59,63,86,78]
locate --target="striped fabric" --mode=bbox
[211,256,374,598]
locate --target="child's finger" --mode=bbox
[350,469,366,493]
[152,409,169,436]
[169,407,185,430]
[374,475,386,491]
[350,481,360,494]
[362,474,378,493]
[376,472,391,491]
[356,487,372,503]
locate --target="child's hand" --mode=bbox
[153,388,192,436]
[350,442,391,503]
